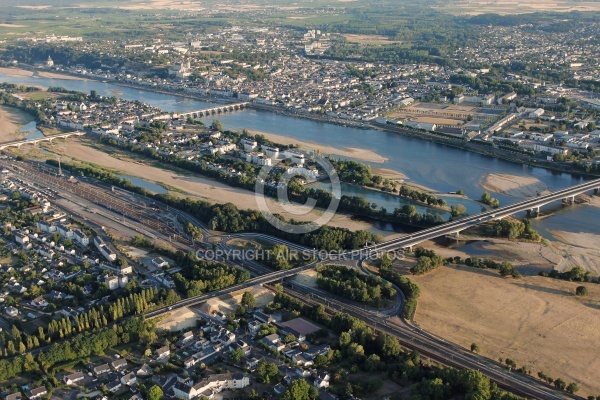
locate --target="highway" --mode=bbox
[352,177,600,257]
[144,263,318,318]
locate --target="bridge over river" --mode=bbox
[0,131,86,150]
[172,102,249,119]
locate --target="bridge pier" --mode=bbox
[403,245,413,253]
[527,206,540,217]
[564,195,576,204]
[595,188,599,195]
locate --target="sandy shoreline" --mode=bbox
[246,129,388,163]
[0,67,33,78]
[0,106,33,142]
[547,230,600,274]
[0,67,87,82]
[482,173,549,197]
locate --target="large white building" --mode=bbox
[173,374,250,400]
[245,152,272,166]
[529,108,545,118]
[261,145,279,159]
[283,150,305,165]
[94,236,117,261]
[240,138,258,152]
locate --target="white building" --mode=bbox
[173,374,250,400]
[4,306,18,318]
[73,230,89,246]
[245,152,272,166]
[94,236,117,261]
[64,372,85,385]
[240,138,257,152]
[283,150,305,165]
[104,275,119,290]
[261,145,279,158]
[529,108,545,119]
[286,166,319,180]
[533,144,569,155]
[404,121,436,131]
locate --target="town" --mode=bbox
[0,1,599,399]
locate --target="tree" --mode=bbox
[566,383,579,394]
[257,360,279,383]
[451,204,467,217]
[229,348,245,363]
[210,119,223,132]
[365,354,381,371]
[282,333,296,344]
[576,286,588,296]
[283,379,317,400]
[470,343,480,353]
[241,291,256,309]
[148,385,164,400]
[554,378,566,390]
[463,370,491,400]
[236,305,246,316]
[505,358,517,369]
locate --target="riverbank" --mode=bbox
[0,106,33,142]
[244,129,388,163]
[0,66,87,82]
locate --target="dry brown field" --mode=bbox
[438,0,600,15]
[412,116,465,125]
[412,265,600,397]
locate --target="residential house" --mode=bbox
[121,372,137,386]
[245,357,261,371]
[4,306,18,318]
[26,387,47,400]
[262,333,284,352]
[254,311,275,324]
[93,363,111,376]
[73,230,89,246]
[136,363,153,376]
[56,223,74,239]
[104,275,119,290]
[155,346,171,360]
[14,233,29,245]
[274,383,286,395]
[64,371,85,385]
[111,358,127,371]
[247,320,261,337]
[292,353,313,367]
[107,380,122,393]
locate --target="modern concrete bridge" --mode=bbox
[173,102,249,119]
[354,178,600,256]
[0,131,85,150]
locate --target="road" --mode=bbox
[353,177,600,257]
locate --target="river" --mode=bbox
[2,71,599,239]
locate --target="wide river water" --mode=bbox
[2,71,599,239]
